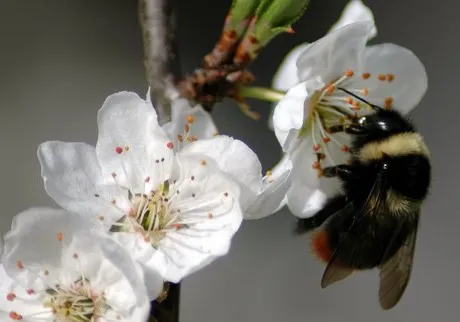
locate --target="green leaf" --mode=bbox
[254,0,309,45]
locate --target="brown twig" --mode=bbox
[138,0,181,125]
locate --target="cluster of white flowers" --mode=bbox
[0,1,427,321]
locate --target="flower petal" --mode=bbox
[273,44,310,92]
[329,0,377,37]
[162,98,219,149]
[147,154,242,282]
[179,136,262,211]
[285,135,343,218]
[245,155,292,219]
[273,82,312,148]
[351,43,428,114]
[287,184,329,218]
[2,207,94,282]
[38,141,127,226]
[70,232,153,317]
[0,265,49,320]
[96,91,174,191]
[296,21,374,83]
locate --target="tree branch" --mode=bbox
[139,0,181,125]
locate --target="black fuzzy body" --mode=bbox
[300,108,431,270]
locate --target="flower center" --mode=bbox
[44,278,108,321]
[298,69,396,176]
[111,180,185,246]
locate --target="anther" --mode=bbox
[322,137,331,143]
[16,261,24,270]
[266,170,272,176]
[187,115,195,124]
[361,88,369,96]
[316,153,326,160]
[56,232,63,242]
[184,124,190,133]
[167,142,174,149]
[145,176,150,183]
[384,97,393,109]
[124,146,130,152]
[341,145,350,152]
[26,289,34,295]
[326,85,335,94]
[345,69,354,77]
[98,215,104,221]
[223,192,229,197]
[312,162,321,170]
[177,134,183,142]
[200,160,207,166]
[111,199,116,205]
[6,293,16,301]
[362,72,371,79]
[9,312,22,320]
[111,172,117,178]
[378,74,386,81]
[208,213,213,219]
[313,144,321,152]
[115,146,123,154]
[387,73,395,82]
[345,97,353,105]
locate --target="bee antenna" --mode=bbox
[337,87,381,111]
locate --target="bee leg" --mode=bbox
[323,164,356,182]
[295,195,347,234]
[328,124,366,135]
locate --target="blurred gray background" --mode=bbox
[0,1,457,321]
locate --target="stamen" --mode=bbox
[378,74,386,81]
[362,72,371,79]
[387,73,395,82]
[345,69,354,77]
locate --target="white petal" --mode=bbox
[69,232,153,318]
[296,21,374,83]
[179,136,262,211]
[273,82,312,148]
[2,207,94,282]
[273,43,310,92]
[285,136,343,218]
[149,154,242,282]
[162,98,218,150]
[0,265,51,321]
[351,43,428,114]
[329,0,377,37]
[38,141,127,226]
[244,155,292,219]
[287,184,328,218]
[96,91,174,191]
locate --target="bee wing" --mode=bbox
[378,217,419,310]
[321,170,388,288]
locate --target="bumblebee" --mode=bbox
[297,88,431,310]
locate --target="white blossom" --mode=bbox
[270,0,377,130]
[161,93,292,220]
[272,20,428,218]
[0,207,154,321]
[38,91,244,287]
